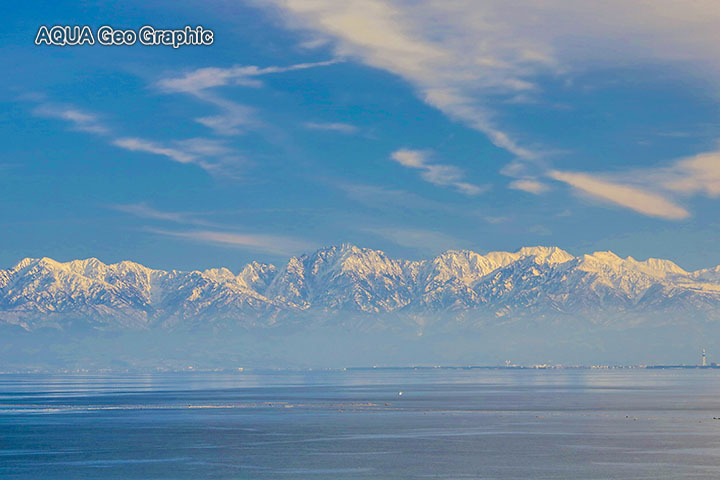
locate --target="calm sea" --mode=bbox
[2,369,720,479]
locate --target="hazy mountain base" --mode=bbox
[1,312,715,371]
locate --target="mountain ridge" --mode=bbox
[2,244,719,332]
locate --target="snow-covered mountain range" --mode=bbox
[2,244,720,331]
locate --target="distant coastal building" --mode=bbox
[646,348,720,369]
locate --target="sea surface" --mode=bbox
[2,368,720,479]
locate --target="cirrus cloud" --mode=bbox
[549,170,689,220]
[509,179,549,194]
[148,228,315,256]
[390,149,486,196]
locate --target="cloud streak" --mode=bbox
[112,137,245,176]
[303,122,358,134]
[265,0,720,156]
[549,146,720,220]
[157,59,340,94]
[549,170,689,220]
[659,152,720,197]
[33,105,109,135]
[390,149,485,195]
[31,99,246,177]
[109,203,216,227]
[509,179,549,194]
[264,0,552,159]
[113,138,195,164]
[113,204,315,255]
[157,60,340,136]
[265,0,720,216]
[149,228,315,256]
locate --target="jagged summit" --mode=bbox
[1,245,718,331]
[515,246,574,264]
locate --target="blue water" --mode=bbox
[2,369,720,479]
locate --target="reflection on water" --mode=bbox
[2,369,720,479]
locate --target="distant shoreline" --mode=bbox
[3,364,720,374]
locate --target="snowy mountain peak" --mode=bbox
[237,261,277,293]
[202,267,236,282]
[635,258,687,275]
[585,251,622,263]
[693,265,720,283]
[11,257,40,272]
[65,258,110,278]
[579,251,689,279]
[516,246,575,264]
[11,257,62,273]
[1,245,718,331]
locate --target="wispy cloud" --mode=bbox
[33,105,109,135]
[109,203,215,227]
[30,98,247,177]
[549,170,690,220]
[157,60,340,94]
[113,138,195,164]
[303,122,358,134]
[549,146,720,220]
[264,1,548,160]
[112,203,188,223]
[112,137,245,176]
[157,60,340,136]
[509,179,549,194]
[114,204,314,255]
[149,228,315,256]
[265,0,720,140]
[390,149,486,195]
[658,152,720,197]
[264,0,720,206]
[194,99,257,136]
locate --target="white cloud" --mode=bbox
[157,60,340,94]
[156,60,339,137]
[263,0,720,204]
[117,207,315,255]
[390,149,485,195]
[113,137,195,164]
[174,138,234,157]
[509,179,549,194]
[659,152,720,197]
[265,1,720,104]
[111,203,188,223]
[265,0,544,159]
[549,170,689,220]
[149,228,315,256]
[194,97,257,136]
[33,105,109,135]
[29,99,247,177]
[112,137,246,176]
[303,122,358,134]
[549,145,720,219]
[110,203,215,227]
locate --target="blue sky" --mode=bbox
[2,1,720,271]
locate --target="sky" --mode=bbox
[2,0,720,272]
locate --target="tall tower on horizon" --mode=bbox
[702,348,707,367]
